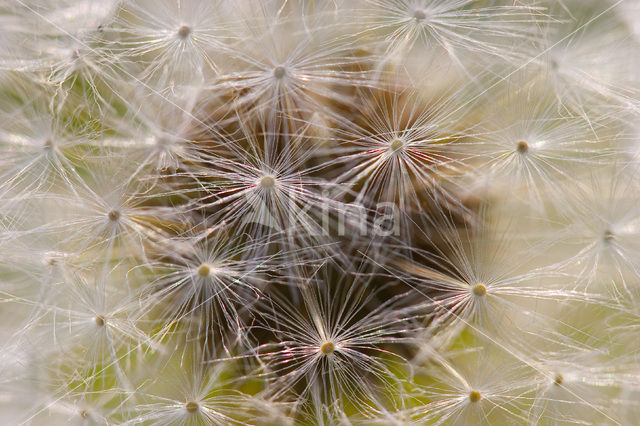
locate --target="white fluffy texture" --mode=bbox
[0,0,639,424]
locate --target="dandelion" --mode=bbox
[410,348,533,425]
[123,347,250,425]
[212,6,371,128]
[532,7,640,114]
[249,265,419,415]
[0,0,638,424]
[358,0,544,69]
[0,84,90,198]
[467,85,613,210]
[135,225,277,356]
[385,213,607,351]
[111,0,235,90]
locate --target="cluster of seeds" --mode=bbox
[1,0,640,424]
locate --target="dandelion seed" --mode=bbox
[93,315,105,327]
[554,373,563,386]
[107,210,120,222]
[320,341,336,355]
[413,10,427,22]
[361,0,544,67]
[197,264,211,278]
[185,401,199,413]
[469,85,610,210]
[177,25,192,39]
[389,138,404,153]
[273,66,287,80]
[516,140,528,155]
[472,284,487,297]
[468,390,481,403]
[250,267,418,413]
[259,175,277,190]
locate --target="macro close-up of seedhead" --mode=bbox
[1,0,640,425]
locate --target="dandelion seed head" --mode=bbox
[469,390,482,403]
[472,284,487,297]
[320,341,336,355]
[185,401,199,414]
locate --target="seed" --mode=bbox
[554,373,563,385]
[603,229,614,243]
[185,401,199,413]
[197,264,211,277]
[273,66,286,79]
[469,390,481,403]
[390,138,404,153]
[177,25,191,39]
[413,9,427,21]
[472,284,487,297]
[516,140,528,154]
[93,316,105,327]
[259,175,276,189]
[320,341,335,355]
[107,210,120,222]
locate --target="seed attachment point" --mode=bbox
[469,390,482,403]
[177,25,191,39]
[413,9,427,21]
[472,284,487,297]
[93,316,105,327]
[108,210,121,222]
[185,401,199,413]
[390,138,405,153]
[259,175,276,189]
[320,341,335,355]
[516,140,529,154]
[554,373,564,386]
[197,264,211,277]
[273,66,286,79]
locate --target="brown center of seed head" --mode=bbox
[94,316,105,327]
[469,390,482,403]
